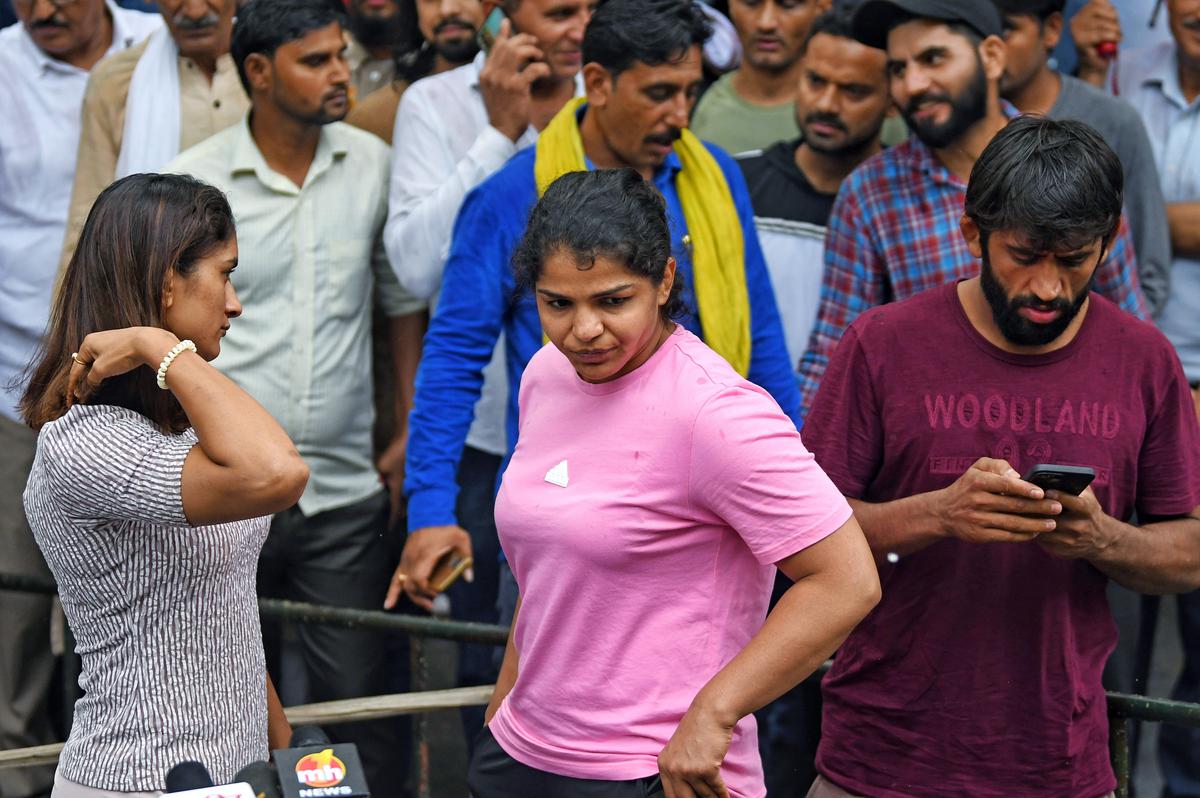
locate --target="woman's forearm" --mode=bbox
[484,597,521,724]
[161,350,301,477]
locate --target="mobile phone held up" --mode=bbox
[477,6,507,53]
[1022,464,1096,496]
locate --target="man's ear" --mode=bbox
[1043,12,1065,51]
[1098,223,1120,265]
[583,63,613,109]
[979,33,1007,83]
[960,214,984,259]
[244,52,272,95]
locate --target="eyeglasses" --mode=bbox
[14,0,80,9]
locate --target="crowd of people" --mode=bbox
[1,0,1199,797]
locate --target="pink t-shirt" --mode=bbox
[490,327,851,796]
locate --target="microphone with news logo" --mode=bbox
[274,725,370,798]
[163,761,256,798]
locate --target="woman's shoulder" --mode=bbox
[669,329,778,409]
[39,404,191,460]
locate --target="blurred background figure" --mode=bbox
[58,0,248,275]
[692,0,829,153]
[1115,2,1200,795]
[996,0,1171,317]
[346,0,405,98]
[1057,0,1173,86]
[346,0,485,143]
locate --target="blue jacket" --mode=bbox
[404,140,800,531]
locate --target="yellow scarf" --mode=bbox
[533,97,752,376]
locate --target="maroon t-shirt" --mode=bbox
[804,282,1200,798]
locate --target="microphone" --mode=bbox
[164,760,257,798]
[166,762,214,792]
[234,761,283,798]
[289,725,330,748]
[274,726,370,798]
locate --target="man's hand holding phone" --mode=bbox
[1035,486,1119,561]
[935,458,1062,545]
[385,524,473,611]
[479,18,552,143]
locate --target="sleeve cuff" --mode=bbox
[406,485,461,533]
[469,125,521,174]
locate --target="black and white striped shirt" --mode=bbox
[23,404,270,791]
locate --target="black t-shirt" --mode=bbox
[736,138,837,226]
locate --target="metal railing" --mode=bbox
[3,571,1199,797]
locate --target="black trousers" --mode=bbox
[468,726,665,798]
[258,492,410,798]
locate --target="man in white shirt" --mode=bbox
[0,2,159,794]
[166,0,424,791]
[382,0,592,741]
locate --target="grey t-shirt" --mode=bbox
[1050,74,1173,316]
[23,404,270,790]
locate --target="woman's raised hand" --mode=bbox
[67,327,180,405]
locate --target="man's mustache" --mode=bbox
[903,90,953,116]
[433,16,475,36]
[32,14,69,30]
[644,128,682,147]
[1010,295,1072,315]
[173,10,221,30]
[804,112,847,134]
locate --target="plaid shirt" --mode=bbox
[797,120,1149,422]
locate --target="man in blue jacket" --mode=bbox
[387,0,800,610]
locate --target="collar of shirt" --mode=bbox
[229,113,350,194]
[16,0,146,76]
[1140,42,1199,111]
[905,99,1020,187]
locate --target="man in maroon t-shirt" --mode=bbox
[803,116,1200,798]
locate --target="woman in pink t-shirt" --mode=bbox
[469,169,880,798]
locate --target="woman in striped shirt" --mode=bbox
[20,173,306,796]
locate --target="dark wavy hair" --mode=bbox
[20,174,235,434]
[966,115,1124,254]
[231,0,346,94]
[582,0,711,79]
[512,169,685,320]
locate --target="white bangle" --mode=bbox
[156,339,197,390]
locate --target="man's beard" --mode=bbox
[901,58,989,149]
[350,10,404,49]
[980,247,1090,347]
[432,17,480,64]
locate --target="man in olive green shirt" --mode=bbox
[691,0,827,154]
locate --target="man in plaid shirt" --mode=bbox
[796,0,1149,422]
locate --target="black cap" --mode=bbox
[850,0,1003,50]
